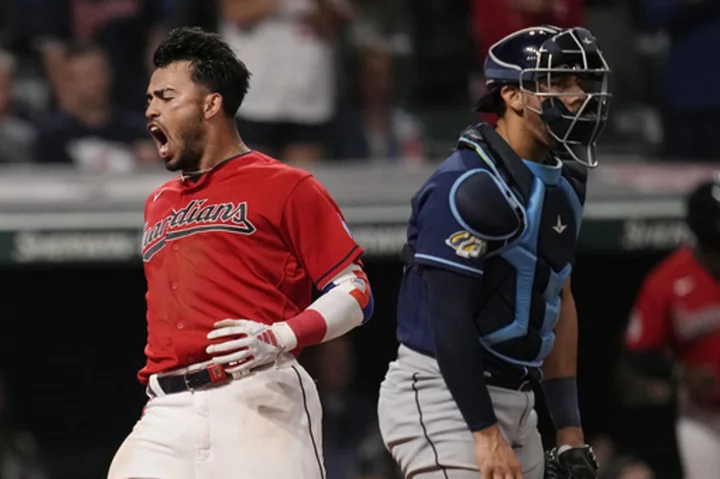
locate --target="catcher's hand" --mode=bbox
[544,446,599,479]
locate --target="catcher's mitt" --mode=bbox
[544,446,599,479]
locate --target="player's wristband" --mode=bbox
[542,376,582,429]
[283,310,325,349]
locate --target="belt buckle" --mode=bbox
[184,364,228,393]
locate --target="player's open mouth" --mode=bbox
[148,123,170,158]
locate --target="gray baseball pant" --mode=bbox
[377,345,544,479]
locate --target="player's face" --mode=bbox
[145,61,207,172]
[523,73,586,148]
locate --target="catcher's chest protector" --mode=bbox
[454,124,587,367]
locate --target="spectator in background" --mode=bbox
[219,0,351,163]
[329,41,425,162]
[35,45,155,172]
[308,336,376,479]
[31,0,168,114]
[0,375,47,479]
[0,50,36,163]
[642,0,720,160]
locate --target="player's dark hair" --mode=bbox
[152,27,251,118]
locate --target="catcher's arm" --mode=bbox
[542,277,584,447]
[542,277,599,479]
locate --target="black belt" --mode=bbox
[155,364,229,395]
[486,375,534,392]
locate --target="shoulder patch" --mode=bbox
[451,169,523,241]
[445,231,488,259]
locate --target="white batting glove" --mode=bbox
[206,319,287,375]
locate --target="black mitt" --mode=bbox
[544,446,599,479]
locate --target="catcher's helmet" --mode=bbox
[474,25,612,168]
[686,175,720,252]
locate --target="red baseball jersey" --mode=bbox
[138,152,363,383]
[626,247,720,406]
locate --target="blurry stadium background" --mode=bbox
[0,0,716,478]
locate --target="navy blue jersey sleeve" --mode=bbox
[426,267,497,431]
[412,172,487,277]
[412,168,520,278]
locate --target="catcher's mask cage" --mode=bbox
[485,26,612,168]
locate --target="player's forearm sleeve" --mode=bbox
[541,377,581,430]
[425,267,497,432]
[272,263,373,350]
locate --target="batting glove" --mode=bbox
[206,319,287,374]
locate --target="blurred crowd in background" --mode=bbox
[1,0,719,478]
[0,0,718,171]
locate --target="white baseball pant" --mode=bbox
[107,354,325,479]
[677,403,720,479]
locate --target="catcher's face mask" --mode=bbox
[518,28,612,168]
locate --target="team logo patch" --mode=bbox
[445,231,487,259]
[142,199,256,261]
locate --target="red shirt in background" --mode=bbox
[625,247,720,409]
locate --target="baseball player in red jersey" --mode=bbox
[107,27,374,479]
[624,179,720,479]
